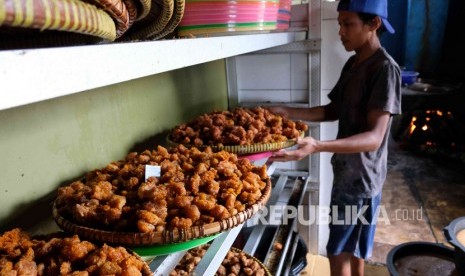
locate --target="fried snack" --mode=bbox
[55,145,269,233]
[170,244,268,276]
[170,107,308,146]
[0,228,152,276]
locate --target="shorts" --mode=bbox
[325,190,382,259]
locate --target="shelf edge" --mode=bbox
[0,31,306,111]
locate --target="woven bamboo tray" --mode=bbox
[167,131,303,155]
[53,177,271,247]
[172,244,272,275]
[0,0,117,41]
[230,247,273,276]
[0,229,153,276]
[167,137,297,155]
[36,232,153,275]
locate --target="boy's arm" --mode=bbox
[268,102,338,122]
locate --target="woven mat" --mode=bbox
[118,0,173,41]
[148,0,183,40]
[0,0,116,41]
[123,0,138,28]
[84,0,130,38]
[133,0,151,20]
[1,0,183,47]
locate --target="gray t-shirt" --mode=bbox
[328,47,401,198]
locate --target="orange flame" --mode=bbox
[408,116,417,135]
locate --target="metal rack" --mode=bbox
[147,159,311,275]
[262,173,309,276]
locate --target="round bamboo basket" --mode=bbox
[172,244,272,275]
[0,229,153,276]
[167,137,298,155]
[230,247,273,276]
[167,131,303,155]
[53,177,271,247]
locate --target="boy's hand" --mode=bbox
[267,106,289,117]
[268,136,319,162]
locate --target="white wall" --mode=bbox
[234,52,311,172]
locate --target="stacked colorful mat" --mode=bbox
[277,0,291,30]
[178,0,279,37]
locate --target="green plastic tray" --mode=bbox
[131,233,220,257]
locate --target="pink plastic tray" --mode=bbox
[185,2,278,10]
[181,14,278,25]
[238,151,273,161]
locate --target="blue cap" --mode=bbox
[337,0,395,34]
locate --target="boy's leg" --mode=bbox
[328,252,352,276]
[326,191,382,275]
[327,253,364,276]
[350,255,364,276]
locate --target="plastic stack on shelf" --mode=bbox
[177,0,279,37]
[277,0,291,30]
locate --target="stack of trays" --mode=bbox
[277,0,291,30]
[178,0,279,37]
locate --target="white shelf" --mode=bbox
[0,31,306,111]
